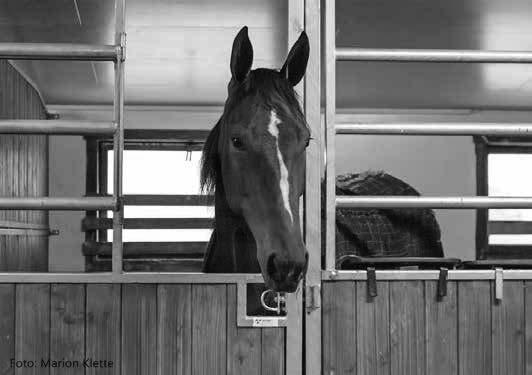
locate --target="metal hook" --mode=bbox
[260,289,285,315]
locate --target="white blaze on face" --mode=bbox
[267,110,294,223]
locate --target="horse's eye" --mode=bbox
[231,137,243,149]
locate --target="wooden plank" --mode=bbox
[191,284,227,375]
[389,281,425,375]
[492,281,525,375]
[82,241,207,257]
[489,221,532,234]
[0,284,15,375]
[122,284,157,375]
[50,284,85,375]
[157,284,192,375]
[356,281,390,375]
[526,281,532,375]
[226,285,261,375]
[458,281,492,375]
[425,281,457,375]
[86,284,121,375]
[322,281,356,374]
[261,328,285,375]
[82,217,214,230]
[15,284,50,375]
[124,195,213,206]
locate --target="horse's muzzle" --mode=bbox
[266,251,309,292]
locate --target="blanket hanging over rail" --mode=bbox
[333,171,444,268]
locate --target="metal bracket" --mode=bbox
[495,267,503,302]
[367,267,377,298]
[437,267,448,300]
[236,282,288,327]
[305,284,321,312]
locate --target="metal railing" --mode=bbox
[324,0,532,271]
[0,0,126,275]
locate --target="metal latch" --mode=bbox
[495,267,503,302]
[305,284,321,312]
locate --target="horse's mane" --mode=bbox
[200,68,307,195]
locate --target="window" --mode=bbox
[476,137,532,259]
[84,130,213,271]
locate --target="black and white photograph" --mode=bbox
[0,0,531,374]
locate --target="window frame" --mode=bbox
[84,129,212,270]
[475,135,532,259]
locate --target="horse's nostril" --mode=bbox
[267,253,278,279]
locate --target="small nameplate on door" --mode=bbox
[252,317,279,327]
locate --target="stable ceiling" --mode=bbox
[2,0,532,109]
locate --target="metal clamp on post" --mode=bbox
[367,267,377,298]
[437,267,448,300]
[495,267,504,302]
[305,284,321,312]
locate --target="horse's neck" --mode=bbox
[205,184,260,273]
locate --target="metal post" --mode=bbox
[325,0,336,271]
[304,0,322,374]
[112,0,126,276]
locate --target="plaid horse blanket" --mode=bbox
[333,171,444,267]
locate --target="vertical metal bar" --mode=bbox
[286,1,305,373]
[112,0,125,275]
[304,0,322,373]
[325,0,336,270]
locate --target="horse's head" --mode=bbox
[201,27,310,292]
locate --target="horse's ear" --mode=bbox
[230,26,253,83]
[280,31,309,86]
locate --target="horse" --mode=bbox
[201,26,310,293]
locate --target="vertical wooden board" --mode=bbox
[191,284,227,375]
[15,284,50,375]
[425,281,457,375]
[322,281,356,374]
[226,285,261,375]
[492,281,524,375]
[86,284,121,375]
[157,284,191,375]
[356,281,390,375]
[389,281,425,375]
[121,284,157,375]
[526,282,532,375]
[261,328,285,375]
[0,284,15,375]
[50,284,85,375]
[458,281,492,375]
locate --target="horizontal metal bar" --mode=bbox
[322,269,532,280]
[0,197,116,210]
[336,48,532,63]
[0,43,120,61]
[336,196,532,209]
[0,120,117,135]
[0,272,265,284]
[336,123,532,136]
[124,195,213,206]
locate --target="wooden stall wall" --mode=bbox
[323,280,532,375]
[0,283,286,375]
[0,60,48,271]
